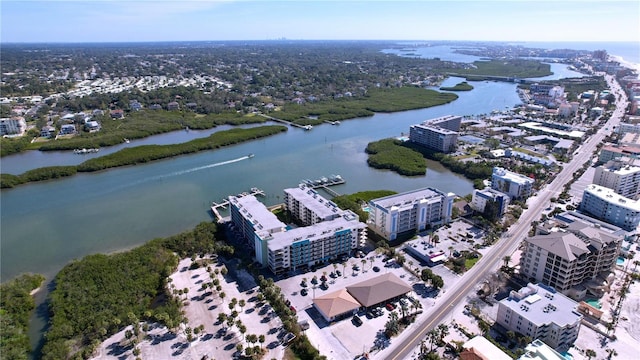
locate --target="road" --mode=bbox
[384,73,629,360]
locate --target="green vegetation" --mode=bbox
[37,111,265,152]
[365,139,427,176]
[449,59,552,79]
[1,125,286,188]
[41,222,232,360]
[332,190,397,221]
[276,87,458,125]
[0,133,38,157]
[440,81,474,91]
[0,273,46,360]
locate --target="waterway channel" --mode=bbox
[2,75,523,354]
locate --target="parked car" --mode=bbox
[289,305,297,314]
[372,266,380,272]
[386,303,395,311]
[352,315,363,326]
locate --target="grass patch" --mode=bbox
[449,59,552,78]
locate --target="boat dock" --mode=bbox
[258,114,313,130]
[302,175,345,197]
[210,187,265,222]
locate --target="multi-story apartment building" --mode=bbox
[409,115,462,153]
[521,214,623,298]
[267,210,366,274]
[593,159,640,200]
[491,167,534,200]
[230,189,367,274]
[598,144,640,164]
[496,283,582,351]
[0,117,26,136]
[367,188,455,240]
[579,184,640,231]
[284,184,343,225]
[229,195,287,265]
[470,188,510,217]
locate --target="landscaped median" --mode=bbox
[0,125,287,188]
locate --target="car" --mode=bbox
[300,288,308,296]
[385,303,395,311]
[289,305,297,314]
[336,270,342,277]
[352,315,363,326]
[372,266,380,272]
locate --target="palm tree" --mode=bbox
[633,260,640,273]
[361,259,367,272]
[606,348,617,360]
[238,299,246,312]
[426,328,439,351]
[502,255,511,268]
[369,257,374,270]
[437,324,449,343]
[585,349,596,360]
[342,262,347,278]
[258,334,265,349]
[332,263,338,275]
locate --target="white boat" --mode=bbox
[248,153,255,158]
[124,138,130,144]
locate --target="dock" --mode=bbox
[258,113,313,130]
[210,187,265,222]
[301,175,345,197]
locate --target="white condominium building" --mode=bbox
[496,283,582,351]
[367,187,455,241]
[593,159,640,200]
[230,188,367,274]
[409,115,462,153]
[470,188,510,216]
[491,167,534,200]
[284,184,343,225]
[267,210,366,275]
[0,117,26,136]
[579,184,640,231]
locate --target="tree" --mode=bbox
[502,255,511,268]
[238,299,246,312]
[426,328,439,351]
[361,259,367,271]
[437,324,449,343]
[258,334,265,348]
[585,349,596,360]
[236,343,243,355]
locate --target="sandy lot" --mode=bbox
[91,257,285,360]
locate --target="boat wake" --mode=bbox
[160,155,250,179]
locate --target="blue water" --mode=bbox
[516,41,640,65]
[617,256,626,265]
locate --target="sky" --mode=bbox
[1,0,639,43]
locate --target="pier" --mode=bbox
[210,187,265,222]
[258,113,313,130]
[301,175,345,197]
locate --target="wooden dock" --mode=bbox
[210,187,265,222]
[301,175,345,197]
[258,114,312,130]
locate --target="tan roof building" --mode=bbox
[460,336,511,360]
[346,273,412,307]
[313,289,360,322]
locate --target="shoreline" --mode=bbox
[609,54,640,78]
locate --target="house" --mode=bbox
[149,104,163,110]
[40,125,56,138]
[129,100,143,111]
[167,101,180,110]
[85,121,101,132]
[461,336,511,360]
[110,109,124,119]
[185,102,197,110]
[313,289,361,322]
[59,124,77,135]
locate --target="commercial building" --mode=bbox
[593,159,640,199]
[521,213,623,299]
[579,184,640,231]
[0,117,26,136]
[470,188,510,217]
[491,167,535,200]
[495,283,582,351]
[409,115,462,153]
[367,188,455,241]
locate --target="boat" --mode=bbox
[248,153,255,158]
[124,138,130,144]
[303,125,313,130]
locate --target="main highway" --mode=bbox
[384,73,628,360]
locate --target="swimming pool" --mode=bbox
[617,256,626,265]
[585,299,601,309]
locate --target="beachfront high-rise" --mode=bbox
[409,115,462,153]
[579,184,640,231]
[367,187,455,241]
[592,159,640,200]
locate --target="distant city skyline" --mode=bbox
[1,0,639,44]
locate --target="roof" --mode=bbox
[313,289,360,319]
[462,336,511,360]
[525,232,588,261]
[346,273,411,307]
[500,283,582,329]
